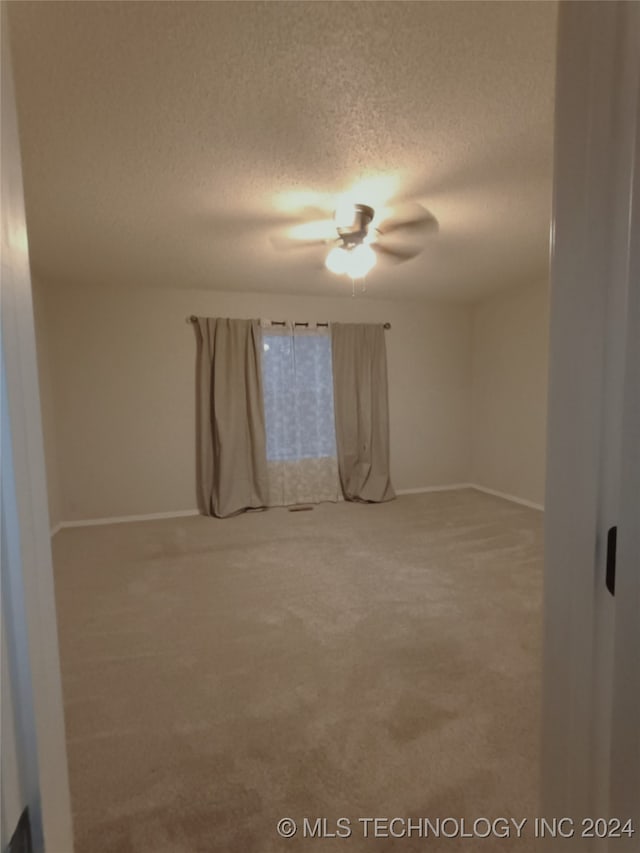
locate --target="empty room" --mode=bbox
[5,2,558,851]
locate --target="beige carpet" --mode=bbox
[52,489,543,853]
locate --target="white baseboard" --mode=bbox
[469,484,544,511]
[395,482,544,511]
[396,483,473,496]
[51,489,470,533]
[49,484,543,537]
[52,509,200,534]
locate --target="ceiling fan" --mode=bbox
[271,201,438,279]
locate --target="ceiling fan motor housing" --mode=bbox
[337,203,375,246]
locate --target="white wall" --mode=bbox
[35,277,552,524]
[470,278,550,506]
[38,283,472,522]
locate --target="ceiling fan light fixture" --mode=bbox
[346,243,376,278]
[325,246,349,275]
[273,197,433,280]
[326,243,377,279]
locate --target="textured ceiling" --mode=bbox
[8,1,556,302]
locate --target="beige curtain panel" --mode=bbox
[331,323,396,503]
[194,317,269,518]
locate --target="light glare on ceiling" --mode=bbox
[288,219,336,241]
[334,202,357,229]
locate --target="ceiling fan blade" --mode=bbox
[376,204,438,237]
[198,206,332,236]
[372,243,422,263]
[270,235,333,252]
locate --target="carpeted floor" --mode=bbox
[52,489,543,853]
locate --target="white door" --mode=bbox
[542,0,640,846]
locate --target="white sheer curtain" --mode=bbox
[261,322,340,506]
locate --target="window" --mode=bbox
[260,325,340,505]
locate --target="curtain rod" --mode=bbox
[188,316,391,329]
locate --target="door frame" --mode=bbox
[609,19,640,834]
[2,2,638,850]
[1,5,74,851]
[542,0,640,832]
